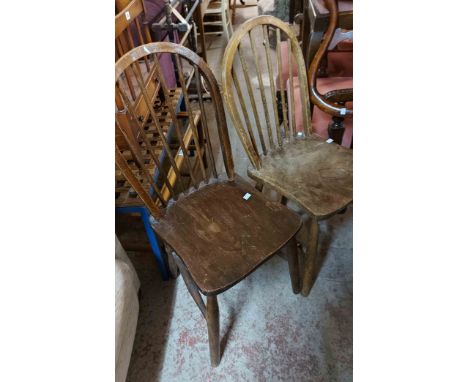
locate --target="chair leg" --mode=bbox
[207,295,220,367]
[173,254,220,366]
[230,0,236,24]
[301,216,319,296]
[141,209,169,281]
[284,238,301,294]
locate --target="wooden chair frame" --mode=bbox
[222,15,352,297]
[115,0,173,279]
[307,0,352,145]
[116,42,302,366]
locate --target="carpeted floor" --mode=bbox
[123,4,352,381]
[125,207,352,382]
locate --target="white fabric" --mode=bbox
[115,237,140,382]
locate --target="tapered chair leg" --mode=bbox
[206,295,220,367]
[284,238,301,294]
[301,216,319,296]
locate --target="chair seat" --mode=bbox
[248,135,353,218]
[152,174,302,295]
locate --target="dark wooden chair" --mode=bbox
[276,0,353,146]
[308,0,352,146]
[115,42,302,366]
[301,0,352,67]
[221,15,352,297]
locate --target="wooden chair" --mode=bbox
[275,0,352,146]
[115,42,302,366]
[202,0,233,41]
[308,0,352,146]
[302,0,352,67]
[221,15,352,297]
[115,0,178,280]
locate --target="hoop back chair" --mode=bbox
[221,15,352,296]
[115,42,302,366]
[115,0,177,279]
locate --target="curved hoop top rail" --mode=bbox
[115,42,234,219]
[222,15,311,170]
[308,0,352,117]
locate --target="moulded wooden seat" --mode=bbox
[221,14,353,298]
[116,42,302,367]
[154,175,302,295]
[247,135,352,219]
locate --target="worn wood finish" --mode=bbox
[222,16,353,296]
[116,42,303,365]
[301,215,319,296]
[248,135,352,219]
[284,237,301,294]
[153,174,302,295]
[222,16,311,168]
[206,295,220,366]
[173,253,207,318]
[164,245,180,278]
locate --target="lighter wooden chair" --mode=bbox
[221,15,352,297]
[202,0,233,41]
[115,42,302,366]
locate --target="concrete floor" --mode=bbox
[123,4,352,381]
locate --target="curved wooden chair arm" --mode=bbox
[323,88,352,104]
[308,0,352,117]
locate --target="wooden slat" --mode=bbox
[237,45,267,155]
[174,54,207,183]
[249,30,274,148]
[263,24,282,147]
[149,54,198,188]
[287,39,296,138]
[276,28,289,140]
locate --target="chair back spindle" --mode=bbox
[115,43,234,218]
[222,16,311,170]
